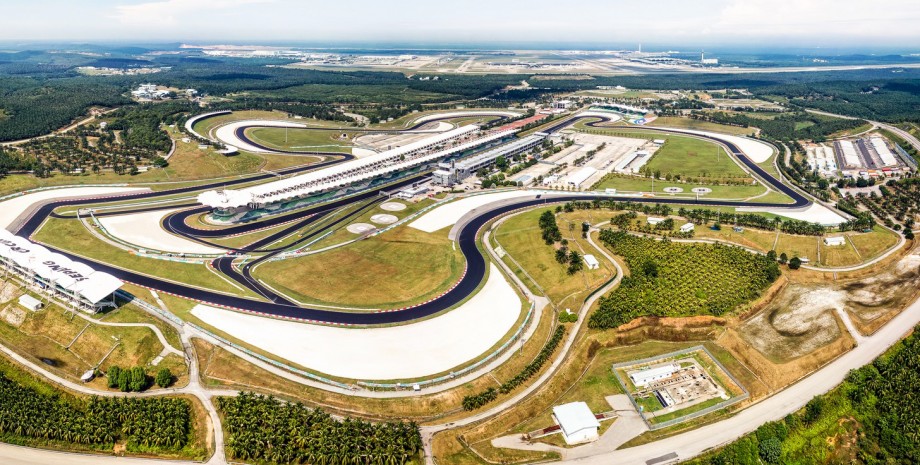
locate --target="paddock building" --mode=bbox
[629,363,680,388]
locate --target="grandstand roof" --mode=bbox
[0,230,122,304]
[199,125,517,209]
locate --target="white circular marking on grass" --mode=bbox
[380,202,407,212]
[663,187,684,194]
[346,223,376,234]
[692,187,713,195]
[370,214,399,225]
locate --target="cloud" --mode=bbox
[113,0,273,27]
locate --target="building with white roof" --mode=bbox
[198,125,516,214]
[680,222,695,233]
[824,236,846,246]
[584,254,600,270]
[0,230,122,312]
[870,137,898,167]
[834,140,862,169]
[629,363,680,387]
[552,402,600,445]
[566,166,597,188]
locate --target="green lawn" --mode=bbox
[591,174,769,200]
[253,225,464,308]
[245,127,355,153]
[648,116,757,137]
[493,208,611,307]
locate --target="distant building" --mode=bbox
[647,217,665,225]
[824,236,846,246]
[680,223,695,233]
[566,167,597,188]
[553,100,574,110]
[552,402,600,445]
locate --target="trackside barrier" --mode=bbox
[358,301,535,390]
[610,345,750,431]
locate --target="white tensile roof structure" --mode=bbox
[198,125,516,209]
[0,230,122,305]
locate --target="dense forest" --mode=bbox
[693,111,867,142]
[691,325,920,464]
[0,372,192,453]
[589,230,780,329]
[3,49,920,142]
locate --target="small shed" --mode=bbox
[583,254,600,270]
[18,294,43,312]
[647,217,665,225]
[680,222,695,233]
[823,236,846,246]
[81,370,95,383]
[552,402,600,445]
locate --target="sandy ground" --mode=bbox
[409,190,544,233]
[213,120,307,153]
[0,186,147,230]
[351,147,377,158]
[98,208,226,254]
[656,127,774,163]
[191,263,521,380]
[740,285,844,360]
[738,202,848,226]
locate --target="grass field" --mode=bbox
[774,234,820,262]
[493,208,612,308]
[33,217,258,297]
[0,286,187,391]
[591,174,768,200]
[245,127,356,153]
[254,225,463,308]
[648,116,756,137]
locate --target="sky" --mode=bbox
[2,0,920,50]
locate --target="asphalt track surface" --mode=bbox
[14,113,809,325]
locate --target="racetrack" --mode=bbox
[13,112,812,326]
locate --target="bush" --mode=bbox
[156,368,173,388]
[788,256,802,270]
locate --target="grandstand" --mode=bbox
[0,230,123,312]
[199,125,516,213]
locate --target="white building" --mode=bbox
[552,402,600,445]
[647,217,665,226]
[680,222,695,233]
[584,254,599,270]
[553,100,574,110]
[18,294,43,312]
[566,167,597,188]
[824,236,846,246]
[629,363,680,387]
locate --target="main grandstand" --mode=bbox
[0,230,123,312]
[198,125,517,219]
